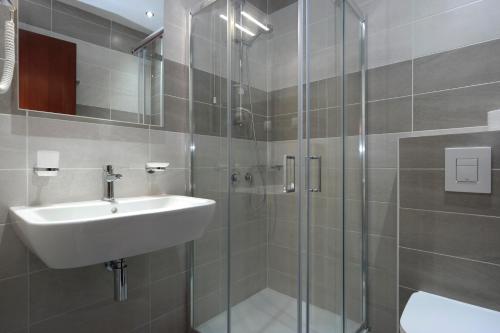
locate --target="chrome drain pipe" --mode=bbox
[106,259,128,302]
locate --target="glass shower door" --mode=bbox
[190,1,366,333]
[301,0,366,332]
[303,0,344,332]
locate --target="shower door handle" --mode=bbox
[283,155,296,193]
[308,156,322,192]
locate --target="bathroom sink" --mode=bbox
[10,195,216,269]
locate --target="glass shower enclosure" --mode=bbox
[132,30,164,126]
[188,0,367,332]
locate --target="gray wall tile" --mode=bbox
[76,105,110,120]
[400,169,500,216]
[111,29,146,54]
[28,169,103,205]
[230,219,266,254]
[150,306,186,333]
[270,86,297,117]
[195,260,223,300]
[0,276,28,333]
[193,290,223,327]
[401,208,500,265]
[368,201,397,237]
[268,244,298,276]
[19,0,51,30]
[368,303,397,333]
[230,245,266,282]
[268,0,297,14]
[414,39,500,94]
[164,96,188,133]
[367,97,412,134]
[30,287,149,333]
[268,269,297,298]
[52,1,110,28]
[367,133,407,169]
[368,235,397,272]
[164,60,188,99]
[367,60,412,101]
[0,224,27,280]
[310,79,328,110]
[30,255,147,323]
[29,265,113,323]
[52,11,111,48]
[413,82,500,130]
[0,170,27,225]
[400,247,500,312]
[367,168,397,203]
[308,109,328,138]
[194,229,224,266]
[270,114,297,141]
[346,72,362,105]
[400,130,500,316]
[150,272,187,320]
[192,69,215,105]
[230,271,266,305]
[368,267,397,310]
[400,130,500,169]
[0,114,26,170]
[25,0,50,7]
[110,110,140,123]
[247,0,268,13]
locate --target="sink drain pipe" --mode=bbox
[106,258,127,301]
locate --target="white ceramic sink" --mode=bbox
[10,195,215,269]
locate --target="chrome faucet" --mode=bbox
[103,165,122,202]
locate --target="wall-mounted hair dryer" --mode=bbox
[0,1,15,94]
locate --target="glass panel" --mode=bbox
[132,36,163,126]
[306,0,344,332]
[191,1,229,332]
[228,1,299,332]
[343,3,365,333]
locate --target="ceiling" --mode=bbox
[68,0,164,33]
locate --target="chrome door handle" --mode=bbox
[283,155,296,193]
[308,156,322,192]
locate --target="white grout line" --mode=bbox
[399,246,500,268]
[398,284,418,292]
[400,206,500,220]
[414,79,500,97]
[368,94,413,104]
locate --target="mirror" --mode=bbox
[18,0,164,126]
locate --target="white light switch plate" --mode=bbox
[445,147,491,193]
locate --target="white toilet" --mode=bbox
[400,291,500,333]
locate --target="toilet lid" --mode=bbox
[400,291,500,333]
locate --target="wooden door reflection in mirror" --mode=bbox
[19,29,76,115]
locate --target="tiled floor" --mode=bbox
[197,288,359,333]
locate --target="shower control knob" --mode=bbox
[244,172,253,185]
[231,171,240,185]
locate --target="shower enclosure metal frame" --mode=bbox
[187,0,368,331]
